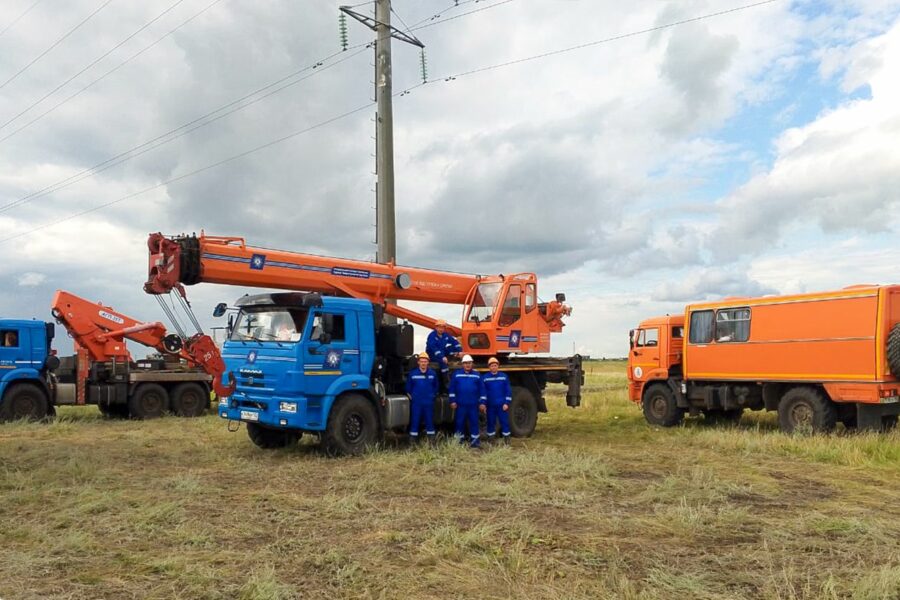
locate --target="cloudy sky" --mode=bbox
[1,0,899,358]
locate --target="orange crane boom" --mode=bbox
[145,233,572,355]
[51,290,235,398]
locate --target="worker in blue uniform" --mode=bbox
[426,320,462,379]
[449,354,486,448]
[405,352,439,445]
[482,356,512,444]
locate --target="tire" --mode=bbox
[171,383,208,417]
[0,383,50,422]
[777,386,837,434]
[703,408,743,426]
[508,386,538,438]
[888,323,900,378]
[322,394,380,456]
[837,403,857,430]
[128,383,170,420]
[883,415,899,432]
[642,383,684,427]
[246,422,301,449]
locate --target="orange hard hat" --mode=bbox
[488,357,499,365]
[418,352,430,360]
[435,319,446,327]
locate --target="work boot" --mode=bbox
[410,434,420,446]
[470,437,481,449]
[427,434,436,447]
[502,435,511,446]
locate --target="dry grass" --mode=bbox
[3,360,900,599]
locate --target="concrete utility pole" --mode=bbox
[374,0,395,268]
[340,2,423,268]
[340,2,423,322]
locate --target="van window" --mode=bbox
[525,283,536,313]
[716,308,750,343]
[311,313,346,342]
[689,311,714,344]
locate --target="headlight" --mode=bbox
[279,402,297,414]
[219,396,229,405]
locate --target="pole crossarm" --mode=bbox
[339,6,425,48]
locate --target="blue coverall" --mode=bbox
[482,371,512,438]
[426,330,462,374]
[405,367,439,439]
[449,369,486,447]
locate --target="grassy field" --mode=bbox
[3,360,900,599]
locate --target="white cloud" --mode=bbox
[17,271,45,286]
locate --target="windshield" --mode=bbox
[229,307,309,343]
[468,282,502,322]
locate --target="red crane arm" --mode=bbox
[51,290,235,397]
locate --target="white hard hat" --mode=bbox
[461,354,474,363]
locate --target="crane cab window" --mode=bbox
[499,284,522,327]
[525,283,537,313]
[715,308,750,343]
[635,328,659,347]
[1,330,19,347]
[672,326,684,339]
[468,282,502,323]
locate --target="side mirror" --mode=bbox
[322,314,334,335]
[318,332,332,344]
[213,303,228,317]
[555,293,566,303]
[628,329,635,349]
[227,314,235,334]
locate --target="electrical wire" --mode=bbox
[0,101,379,244]
[408,0,479,29]
[0,0,188,134]
[410,0,514,32]
[0,45,370,213]
[427,0,778,81]
[0,0,226,145]
[0,0,114,91]
[0,0,42,40]
[0,0,776,242]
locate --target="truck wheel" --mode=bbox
[322,394,380,456]
[703,408,743,426]
[642,383,684,427]
[128,383,170,420]
[246,422,301,449]
[509,386,538,438]
[778,387,836,434]
[887,323,900,377]
[171,383,208,417]
[0,383,50,422]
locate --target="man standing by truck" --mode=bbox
[406,352,439,445]
[482,357,512,444]
[449,355,486,448]
[426,320,462,382]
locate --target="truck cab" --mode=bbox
[0,319,57,420]
[627,315,684,404]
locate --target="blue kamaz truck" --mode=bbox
[215,292,583,455]
[0,320,60,421]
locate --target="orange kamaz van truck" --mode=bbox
[627,285,900,433]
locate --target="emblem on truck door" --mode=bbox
[247,350,258,364]
[324,349,343,368]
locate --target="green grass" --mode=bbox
[3,360,900,598]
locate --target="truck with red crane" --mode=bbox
[144,232,583,455]
[0,290,234,421]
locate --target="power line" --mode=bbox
[0,100,381,244]
[410,0,515,32]
[0,0,226,145]
[0,0,188,134]
[427,0,779,81]
[0,0,114,91]
[0,0,42,39]
[408,0,479,29]
[0,45,370,214]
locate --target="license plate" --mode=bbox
[240,410,259,422]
